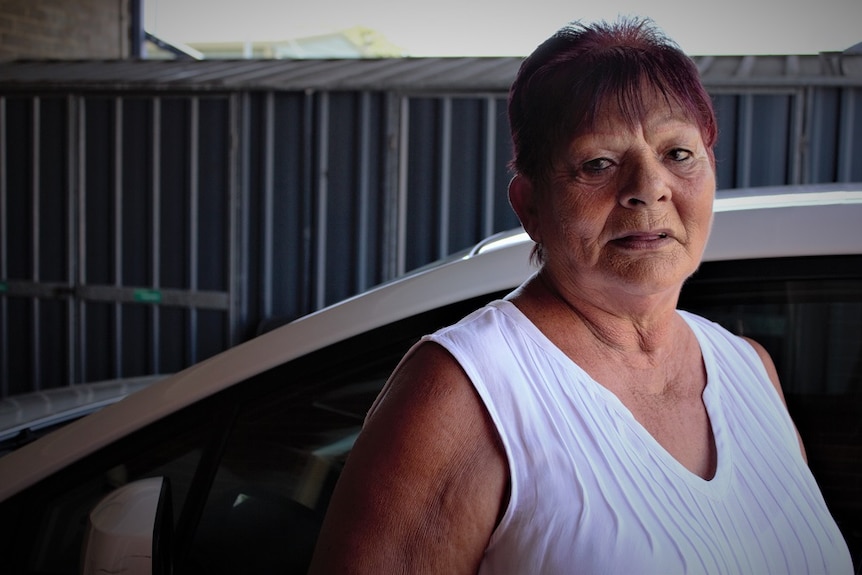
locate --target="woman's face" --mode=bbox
[511,97,716,301]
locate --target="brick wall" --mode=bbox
[0,0,129,61]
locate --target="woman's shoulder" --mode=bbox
[310,338,508,572]
[367,339,477,423]
[433,299,518,333]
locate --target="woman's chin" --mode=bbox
[602,255,697,297]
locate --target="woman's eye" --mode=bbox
[582,158,613,172]
[667,148,693,162]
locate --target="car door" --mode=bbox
[0,293,499,574]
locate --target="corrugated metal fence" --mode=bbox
[1,55,861,396]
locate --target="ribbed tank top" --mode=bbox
[425,300,852,575]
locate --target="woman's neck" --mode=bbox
[512,269,684,359]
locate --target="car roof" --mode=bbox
[1,183,861,500]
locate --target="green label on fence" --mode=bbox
[134,289,162,304]
[0,282,6,293]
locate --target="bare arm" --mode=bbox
[307,342,508,574]
[743,337,807,462]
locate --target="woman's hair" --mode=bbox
[507,17,717,184]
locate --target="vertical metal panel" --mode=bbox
[319,91,389,305]
[492,96,518,232]
[403,95,517,274]
[805,86,862,184]
[39,297,66,388]
[357,92,372,291]
[381,92,403,281]
[158,97,190,374]
[189,97,199,364]
[83,98,115,287]
[114,97,123,378]
[121,108,144,284]
[7,300,33,396]
[713,91,803,189]
[159,98,190,292]
[81,97,116,382]
[151,97,162,373]
[790,90,805,185]
[66,95,77,387]
[737,94,754,188]
[5,99,33,274]
[839,88,861,182]
[746,92,795,187]
[447,98,484,253]
[227,94,242,346]
[121,97,154,377]
[5,98,35,395]
[396,96,409,277]
[364,92,391,290]
[240,90,317,331]
[83,300,112,382]
[239,89,397,317]
[315,92,329,309]
[712,94,738,189]
[262,92,275,318]
[370,93,390,284]
[31,97,41,389]
[238,92,261,337]
[807,87,841,184]
[323,92,348,305]
[260,90,316,326]
[197,98,231,293]
[77,98,87,384]
[301,91,315,315]
[39,97,72,388]
[483,97,497,237]
[195,96,231,361]
[0,96,6,397]
[323,92,358,305]
[404,98,441,272]
[438,97,452,259]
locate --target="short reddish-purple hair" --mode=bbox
[508,18,717,184]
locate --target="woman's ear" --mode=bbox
[508,174,541,243]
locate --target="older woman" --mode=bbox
[308,18,852,574]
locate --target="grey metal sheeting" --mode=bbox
[1,53,861,92]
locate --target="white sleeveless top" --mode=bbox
[425,300,852,575]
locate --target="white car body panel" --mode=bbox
[0,376,166,444]
[0,184,860,501]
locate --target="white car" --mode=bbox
[0,184,860,574]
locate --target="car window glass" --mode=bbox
[178,294,501,573]
[183,369,391,574]
[680,257,862,565]
[23,421,211,574]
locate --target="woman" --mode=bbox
[308,18,852,574]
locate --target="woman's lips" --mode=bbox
[611,231,672,248]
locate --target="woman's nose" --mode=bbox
[618,156,670,207]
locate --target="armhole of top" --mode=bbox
[423,330,519,548]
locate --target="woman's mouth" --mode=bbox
[612,232,671,249]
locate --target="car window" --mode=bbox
[680,254,862,566]
[182,375,387,573]
[177,296,497,573]
[2,404,218,574]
